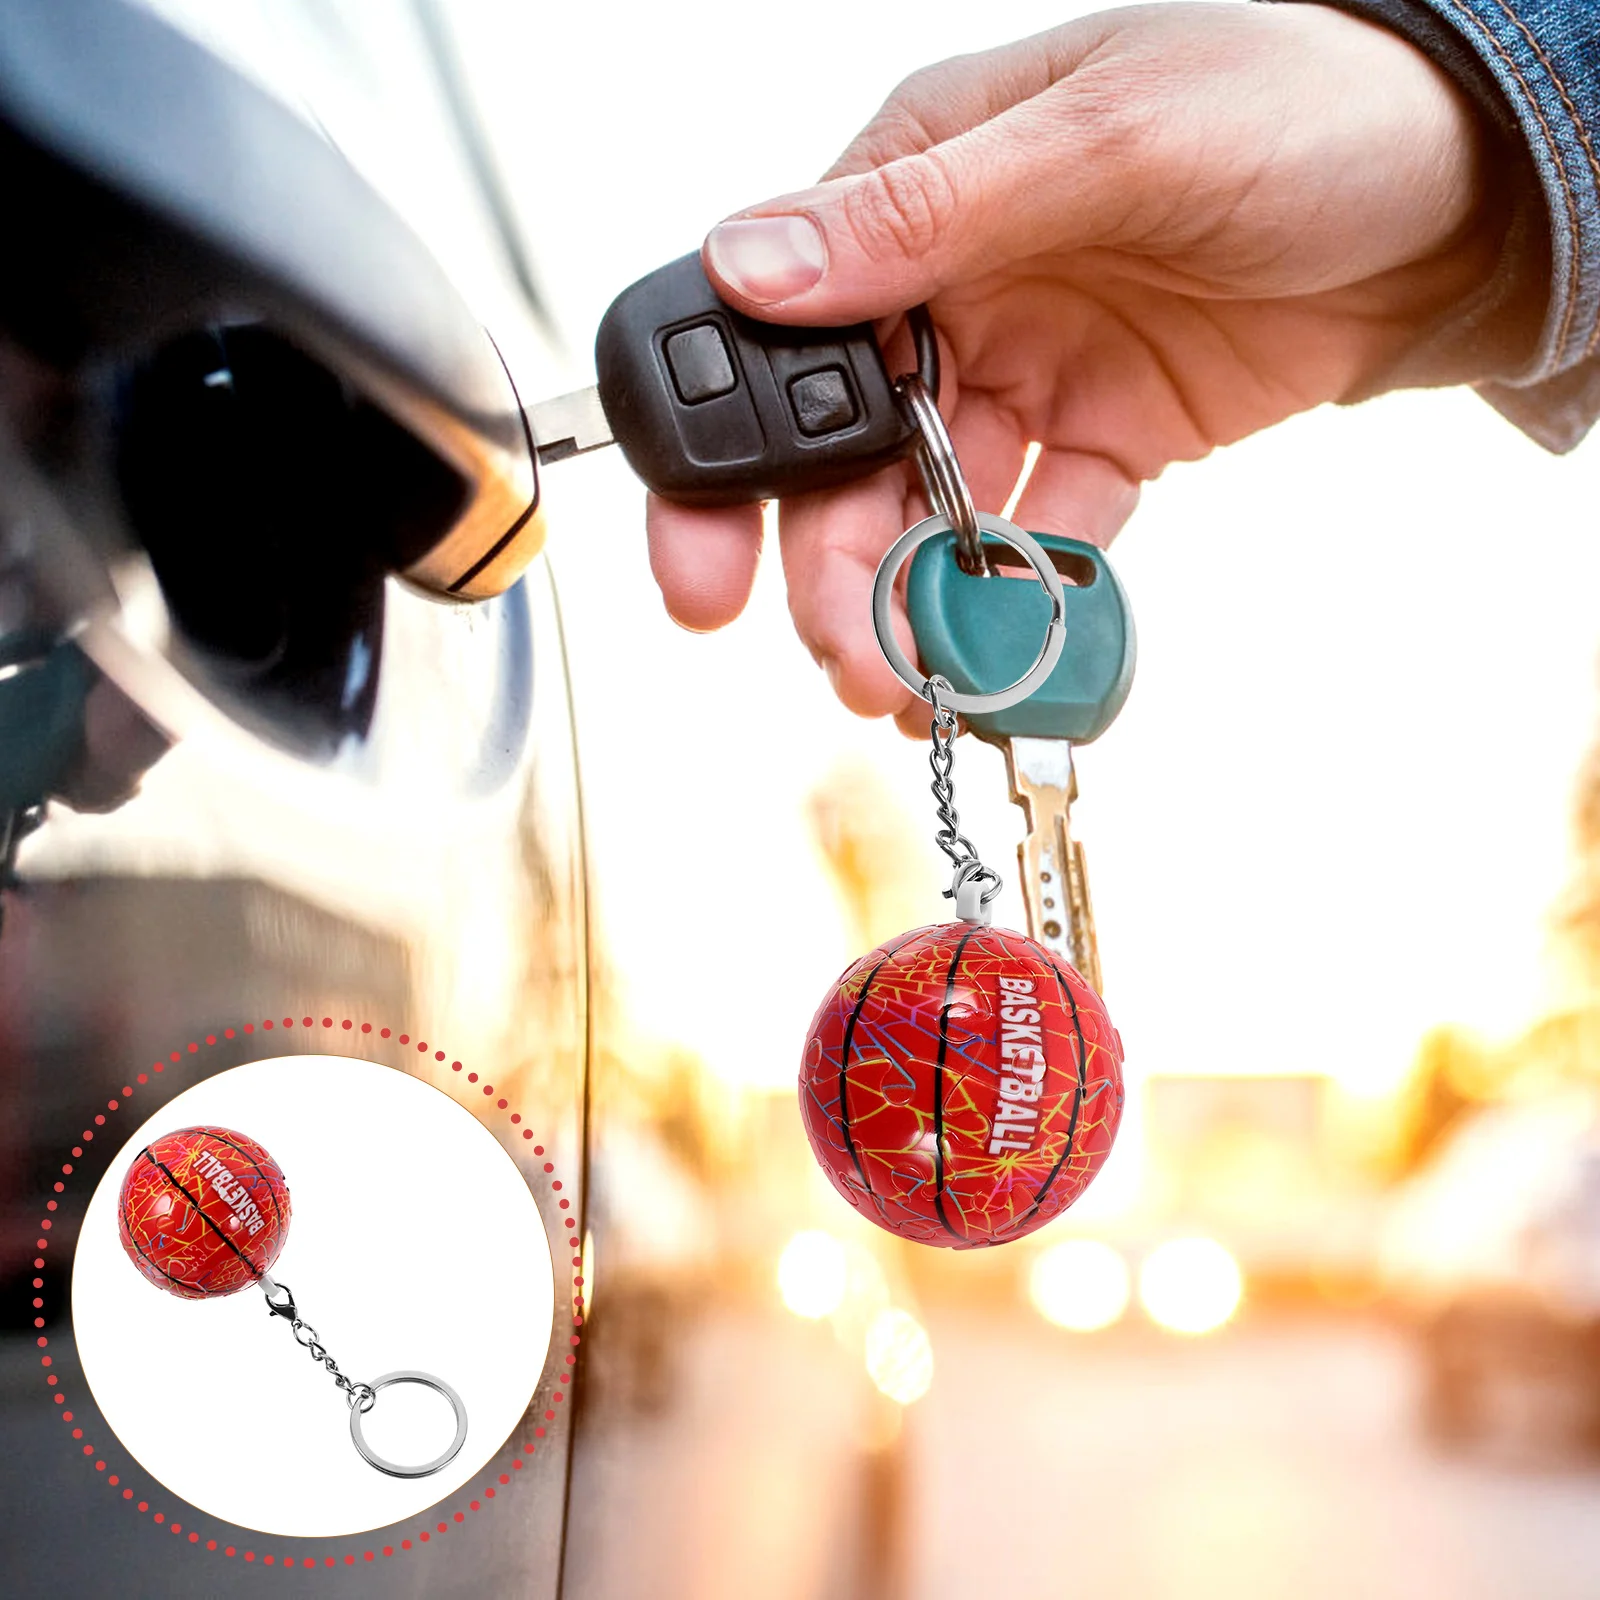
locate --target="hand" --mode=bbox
[646,2,1498,732]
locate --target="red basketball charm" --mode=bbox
[800,923,1124,1247]
[118,1125,291,1298]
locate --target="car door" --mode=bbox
[0,2,586,1592]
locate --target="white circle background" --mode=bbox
[72,1054,553,1538]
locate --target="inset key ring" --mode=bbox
[259,1273,471,1477]
[872,513,1066,714]
[349,1371,470,1481]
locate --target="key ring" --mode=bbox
[895,374,984,573]
[872,513,1066,714]
[349,1371,470,1480]
[896,305,986,573]
[260,1271,470,1477]
[905,302,942,400]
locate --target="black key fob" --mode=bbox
[594,253,916,507]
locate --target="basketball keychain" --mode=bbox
[118,1125,468,1478]
[799,334,1126,1247]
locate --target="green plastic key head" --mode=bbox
[905,530,1136,745]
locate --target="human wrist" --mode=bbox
[1268,0,1548,388]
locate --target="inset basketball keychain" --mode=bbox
[118,1125,468,1478]
[800,324,1126,1247]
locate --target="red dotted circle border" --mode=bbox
[37,1014,585,1569]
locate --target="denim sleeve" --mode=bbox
[1280,0,1600,452]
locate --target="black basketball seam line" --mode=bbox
[200,1127,286,1231]
[995,961,1090,1242]
[933,927,979,1241]
[144,1149,262,1281]
[838,927,932,1222]
[202,1128,285,1230]
[130,1150,233,1294]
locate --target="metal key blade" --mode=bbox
[1003,735,1103,993]
[526,385,613,464]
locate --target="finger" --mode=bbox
[1009,448,1141,546]
[824,24,1105,178]
[646,496,764,631]
[872,322,1029,519]
[702,82,1144,324]
[893,696,938,741]
[944,393,1029,522]
[777,472,919,720]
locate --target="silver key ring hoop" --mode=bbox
[894,372,984,571]
[348,1370,469,1480]
[872,513,1066,714]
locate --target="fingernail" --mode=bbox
[705,215,826,304]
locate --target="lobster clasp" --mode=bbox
[260,1274,297,1320]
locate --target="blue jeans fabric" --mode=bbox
[1292,0,1600,450]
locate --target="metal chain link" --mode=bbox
[924,676,1001,917]
[261,1277,374,1412]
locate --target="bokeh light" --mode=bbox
[1138,1238,1244,1335]
[865,1308,934,1405]
[777,1230,848,1319]
[1028,1239,1132,1331]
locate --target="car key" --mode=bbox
[1001,735,1102,991]
[525,252,918,506]
[905,529,1136,988]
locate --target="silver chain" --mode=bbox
[925,675,1001,920]
[261,1276,374,1413]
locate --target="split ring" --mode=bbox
[348,1371,469,1480]
[894,373,983,571]
[871,513,1065,715]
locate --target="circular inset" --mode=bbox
[74,1055,553,1537]
[117,1126,290,1298]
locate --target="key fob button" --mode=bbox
[594,253,914,504]
[788,367,857,436]
[664,322,737,404]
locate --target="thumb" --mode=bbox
[702,103,1124,324]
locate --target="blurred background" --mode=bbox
[11,0,1600,1596]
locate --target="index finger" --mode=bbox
[777,469,922,722]
[824,22,1113,179]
